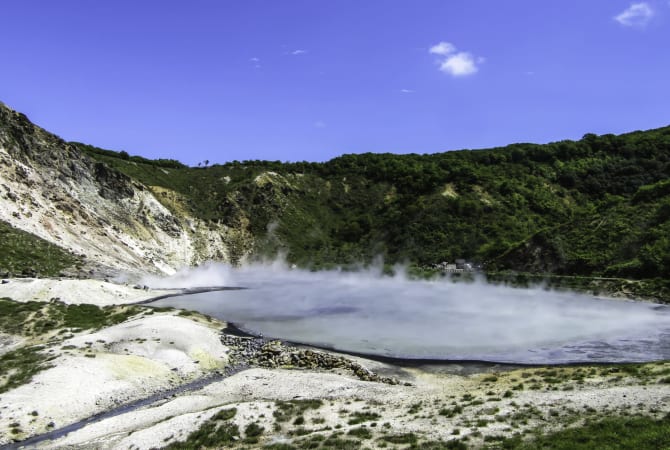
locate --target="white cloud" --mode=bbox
[614,2,654,26]
[429,41,456,56]
[250,57,260,62]
[440,52,478,76]
[430,41,482,77]
[400,89,414,93]
[291,49,307,55]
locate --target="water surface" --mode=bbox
[150,267,670,364]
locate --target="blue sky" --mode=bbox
[2,1,669,165]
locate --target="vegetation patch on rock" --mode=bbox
[0,220,83,277]
[0,298,148,337]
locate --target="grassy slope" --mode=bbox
[77,126,670,281]
[0,220,83,276]
[507,415,670,449]
[0,298,151,394]
[164,395,670,449]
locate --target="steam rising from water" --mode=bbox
[141,261,233,289]
[147,262,670,364]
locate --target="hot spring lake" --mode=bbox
[149,267,670,364]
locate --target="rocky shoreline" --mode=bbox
[220,331,402,385]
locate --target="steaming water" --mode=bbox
[149,265,670,364]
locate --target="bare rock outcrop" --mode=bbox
[0,102,252,276]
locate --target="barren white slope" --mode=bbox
[0,102,255,274]
[0,278,178,305]
[0,142,237,274]
[36,366,670,450]
[0,314,228,445]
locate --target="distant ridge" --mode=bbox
[1,101,669,289]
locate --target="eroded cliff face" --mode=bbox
[0,102,252,276]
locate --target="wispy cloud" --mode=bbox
[614,2,654,27]
[291,49,307,55]
[429,42,456,56]
[249,57,261,68]
[429,41,482,77]
[399,89,414,93]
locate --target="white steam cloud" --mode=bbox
[148,262,670,364]
[141,261,233,289]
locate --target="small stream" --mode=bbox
[0,364,247,450]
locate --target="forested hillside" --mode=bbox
[78,126,670,280]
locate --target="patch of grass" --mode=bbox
[0,298,147,337]
[274,399,323,423]
[347,411,381,425]
[0,298,44,335]
[502,414,670,449]
[439,405,463,418]
[380,432,418,444]
[476,419,489,427]
[414,440,467,449]
[0,220,83,277]
[294,416,305,425]
[290,427,312,437]
[321,434,361,449]
[164,407,238,449]
[244,422,264,444]
[348,427,372,439]
[0,345,51,393]
[149,306,175,314]
[211,408,237,421]
[265,444,297,450]
[408,402,423,414]
[64,304,140,330]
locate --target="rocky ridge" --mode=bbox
[0,102,252,276]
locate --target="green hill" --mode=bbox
[76,126,670,282]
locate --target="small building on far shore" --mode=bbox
[432,259,475,273]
